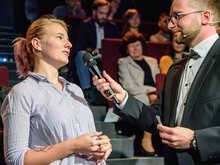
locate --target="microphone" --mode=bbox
[82,53,120,105]
[181,26,203,39]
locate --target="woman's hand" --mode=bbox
[72,132,111,157]
[96,135,112,164]
[92,70,126,104]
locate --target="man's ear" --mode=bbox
[201,10,212,25]
[31,38,42,52]
[158,20,161,27]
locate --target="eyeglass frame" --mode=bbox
[167,10,205,24]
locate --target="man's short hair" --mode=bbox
[188,0,220,24]
[93,0,110,11]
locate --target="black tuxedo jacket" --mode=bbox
[114,37,220,165]
[76,18,120,53]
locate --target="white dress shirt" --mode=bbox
[95,22,104,49]
[175,33,219,125]
[1,72,104,165]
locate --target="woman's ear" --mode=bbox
[31,38,42,52]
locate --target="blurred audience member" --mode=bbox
[52,0,86,20]
[120,9,140,37]
[217,24,220,36]
[149,11,171,42]
[75,0,119,104]
[159,35,186,73]
[108,0,121,19]
[120,9,149,54]
[118,31,160,156]
[25,0,38,24]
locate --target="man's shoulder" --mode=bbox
[105,20,118,28]
[170,58,185,68]
[81,17,93,24]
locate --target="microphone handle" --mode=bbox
[89,66,120,105]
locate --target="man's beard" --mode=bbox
[95,16,106,27]
[175,27,201,46]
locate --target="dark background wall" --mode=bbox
[0,0,172,36]
[0,0,14,29]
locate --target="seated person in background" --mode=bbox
[25,0,38,24]
[120,9,148,39]
[118,31,160,156]
[1,15,111,165]
[52,0,86,20]
[108,0,121,19]
[149,11,171,42]
[75,0,119,100]
[217,24,220,36]
[159,35,186,73]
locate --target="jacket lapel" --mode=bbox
[168,59,187,126]
[180,38,220,126]
[127,56,142,70]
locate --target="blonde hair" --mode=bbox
[13,15,69,78]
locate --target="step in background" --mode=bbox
[90,106,107,121]
[106,157,164,165]
[95,121,116,138]
[110,136,134,158]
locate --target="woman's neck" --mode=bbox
[174,52,183,59]
[129,27,138,32]
[34,60,63,90]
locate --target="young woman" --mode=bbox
[1,15,111,165]
[120,9,142,38]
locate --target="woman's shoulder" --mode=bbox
[10,77,35,95]
[118,56,129,61]
[144,56,158,63]
[66,82,84,98]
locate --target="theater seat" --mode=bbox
[102,38,123,108]
[146,41,170,62]
[0,67,9,87]
[156,73,166,97]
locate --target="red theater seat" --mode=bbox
[156,73,166,97]
[0,66,9,87]
[102,39,123,109]
[146,41,170,62]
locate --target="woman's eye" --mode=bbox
[57,36,62,39]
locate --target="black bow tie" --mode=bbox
[184,49,201,60]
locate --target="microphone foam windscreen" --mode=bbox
[82,53,93,63]
[82,53,97,68]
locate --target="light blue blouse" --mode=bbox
[1,72,104,165]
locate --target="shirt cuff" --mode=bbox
[115,91,128,110]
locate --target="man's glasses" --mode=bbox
[167,10,205,24]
